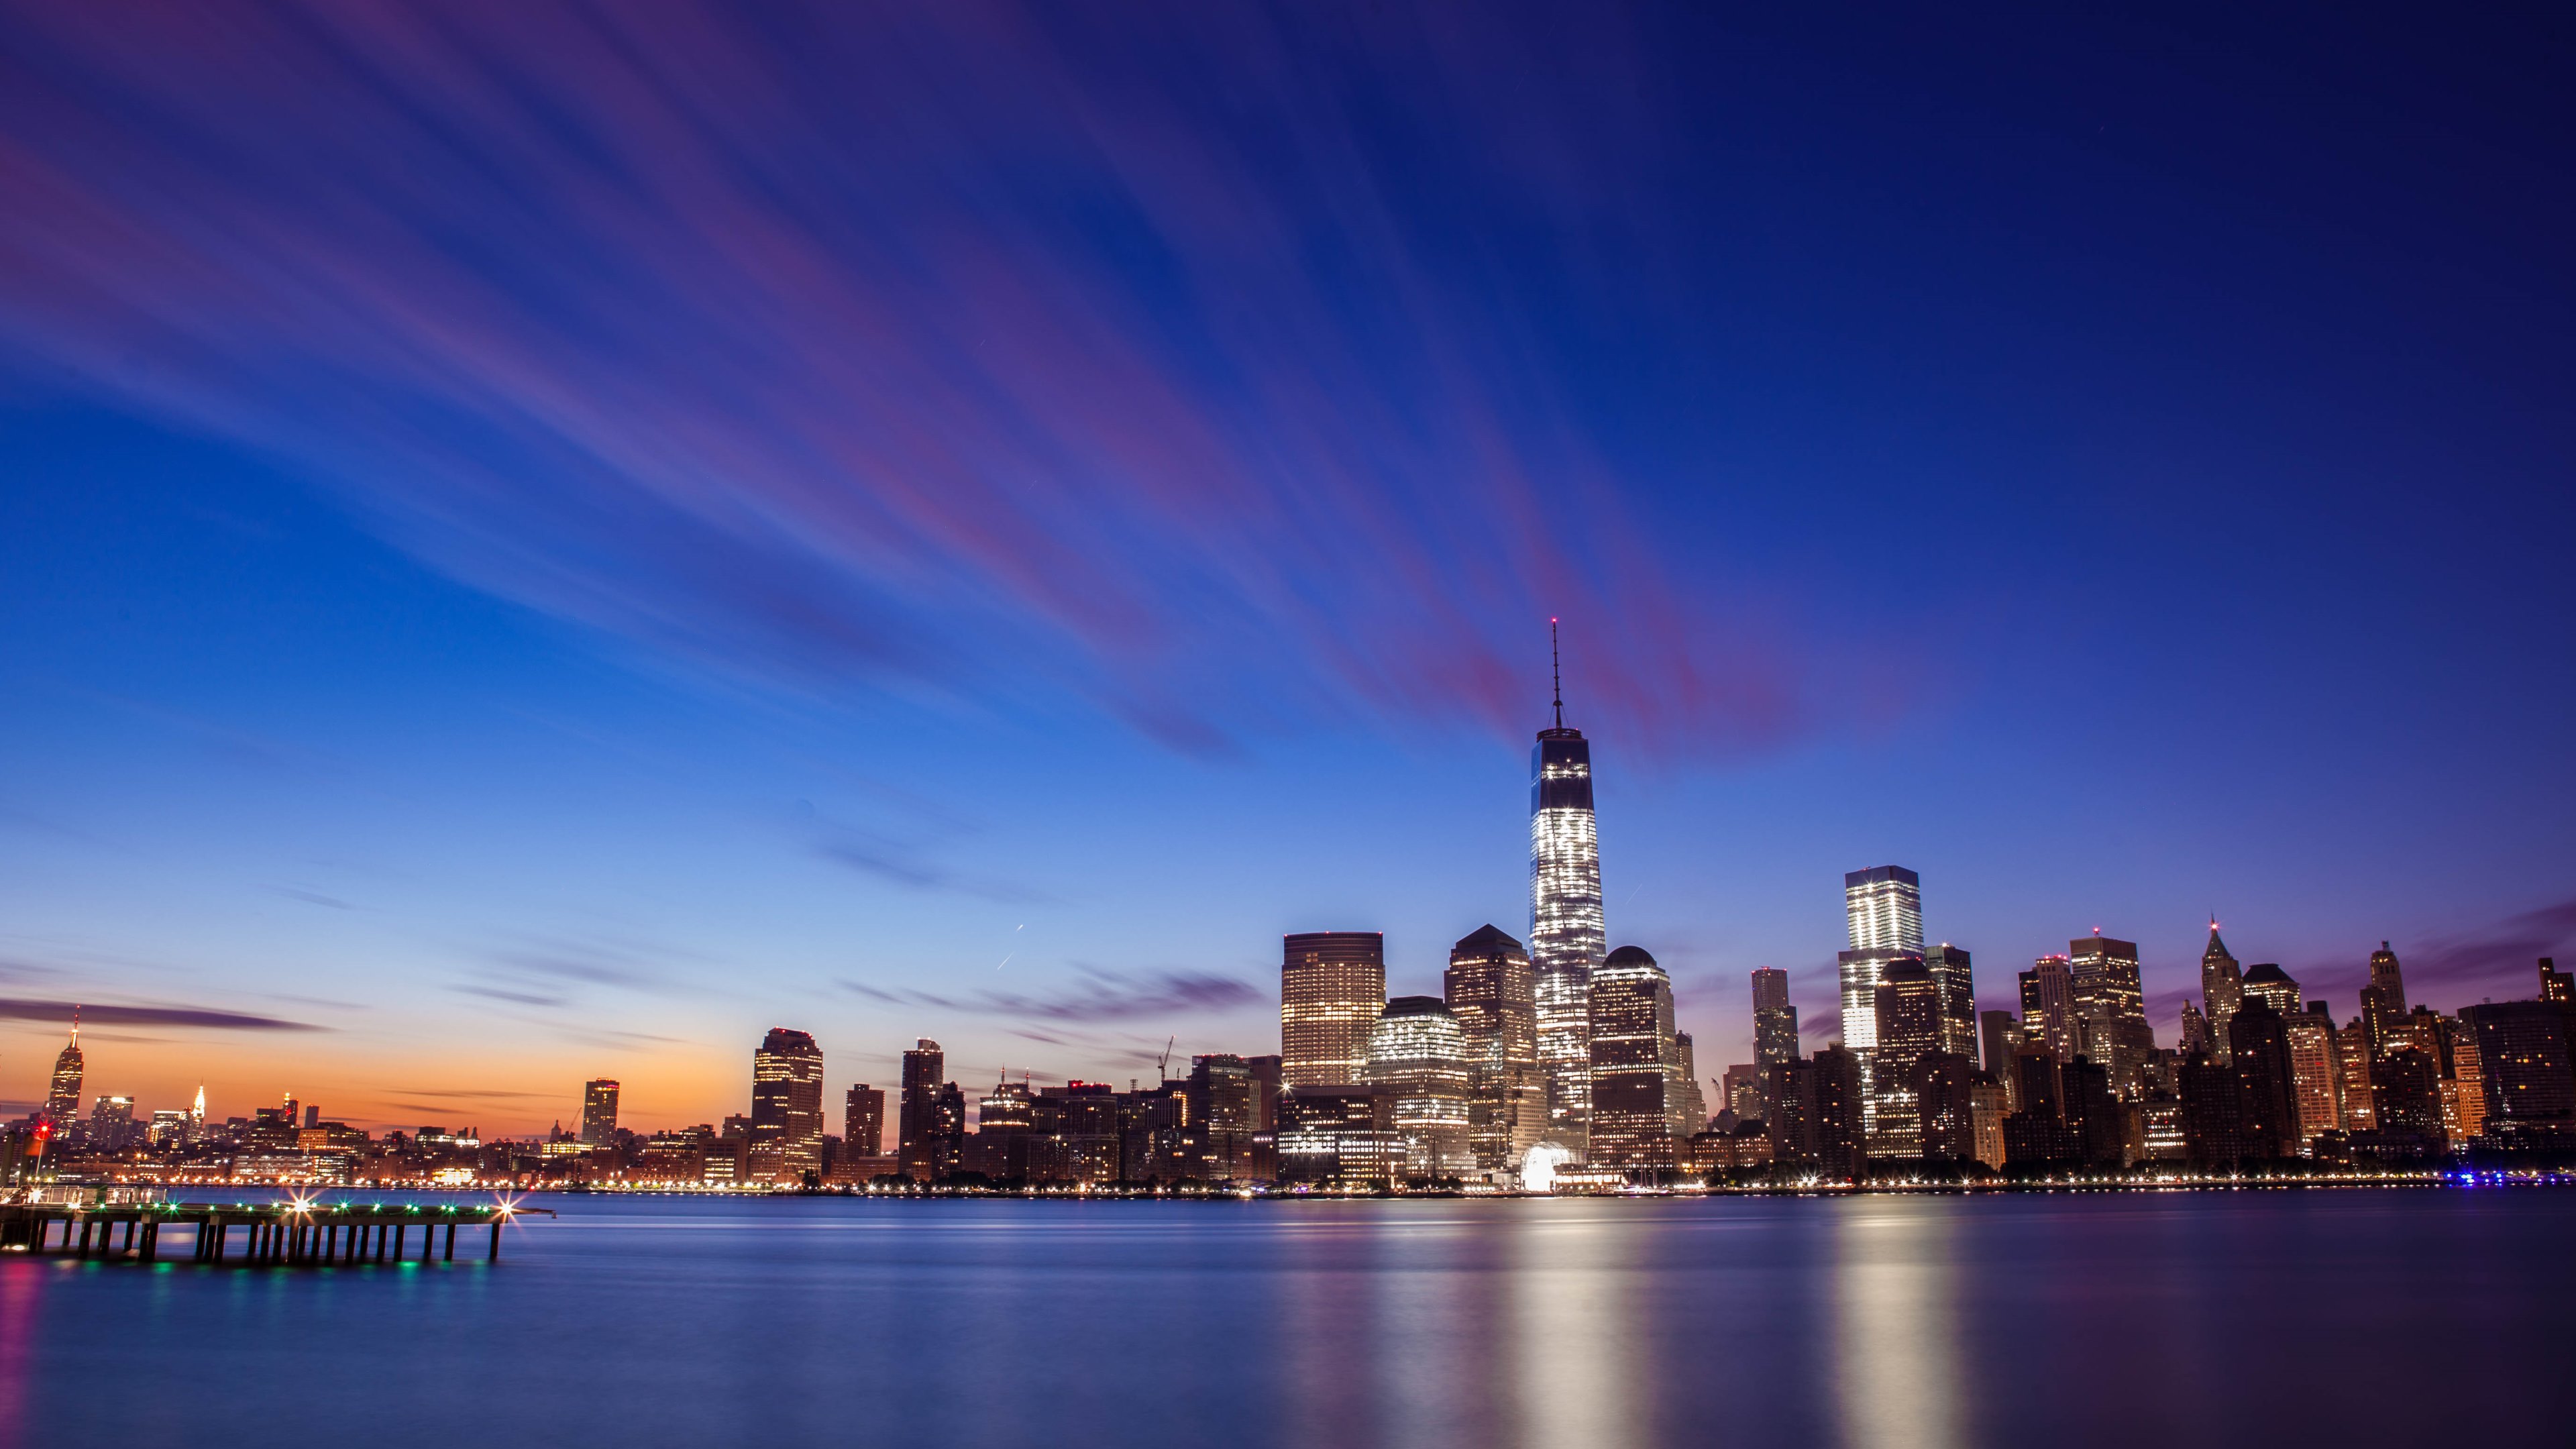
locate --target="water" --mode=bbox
[7,1189,2569,1447]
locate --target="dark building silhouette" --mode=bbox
[1752,967,1799,1066]
[1764,1056,1817,1167]
[2228,1000,2301,1160]
[1980,1011,2023,1107]
[2540,958,2574,1006]
[2465,1000,2576,1143]
[2180,1052,2251,1167]
[844,1083,885,1157]
[749,1028,825,1182]
[2361,942,2409,1053]
[1187,1054,1258,1181]
[899,1039,953,1181]
[1811,1045,1866,1181]
[2060,1055,2124,1167]
[1915,1052,1977,1163]
[580,1079,620,1145]
[2373,1046,2447,1144]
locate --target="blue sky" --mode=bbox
[1,5,2569,1130]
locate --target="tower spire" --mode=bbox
[1550,617,1563,730]
[68,1004,78,1044]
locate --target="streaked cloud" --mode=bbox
[843,967,1262,1023]
[0,998,324,1032]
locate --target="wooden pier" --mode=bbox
[0,1201,547,1267]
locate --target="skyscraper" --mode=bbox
[845,1083,885,1157]
[2284,1006,2343,1145]
[42,1016,83,1125]
[1282,932,1386,1087]
[1672,1032,1707,1137]
[2361,941,2409,1051]
[900,1038,948,1181]
[1444,924,1543,1173]
[2019,955,2078,1061]
[1979,1010,2024,1103]
[579,1079,621,1144]
[1839,866,1925,1134]
[1531,626,1605,1153]
[2068,936,2153,1094]
[1751,967,1799,1065]
[1587,946,1678,1171]
[749,1028,825,1182]
[2228,1001,2300,1159]
[1363,998,1474,1179]
[1872,961,1943,1159]
[1924,945,1978,1059]
[1811,1044,1867,1182]
[2200,923,2244,1064]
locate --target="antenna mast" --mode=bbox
[1550,618,1563,729]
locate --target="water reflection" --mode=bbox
[1833,1202,1964,1449]
[1511,1208,1643,1449]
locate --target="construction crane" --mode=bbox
[1156,1036,1176,1083]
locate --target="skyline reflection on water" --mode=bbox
[6,1190,2569,1448]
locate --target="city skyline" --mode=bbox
[4,7,2573,1135]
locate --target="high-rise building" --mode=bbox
[2227,1001,2300,1160]
[2465,1001,2576,1144]
[2334,1020,2379,1132]
[1187,1054,1260,1181]
[2541,957,2574,1006]
[1282,932,1386,1087]
[900,1039,948,1181]
[2180,1051,2249,1168]
[2019,955,2078,1062]
[579,1079,620,1144]
[2284,1006,2342,1147]
[2200,924,2244,1064]
[2441,1016,2487,1142]
[1531,633,1605,1154]
[1840,866,1926,1136]
[1751,967,1799,1065]
[1672,1032,1707,1137]
[1979,1011,2024,1107]
[1587,947,1678,1171]
[1872,961,1944,1159]
[844,1083,885,1157]
[43,1018,83,1124]
[1811,1044,1867,1182]
[2373,1047,2446,1143]
[1444,924,1543,1173]
[2241,963,2301,1018]
[1969,1075,2009,1168]
[1925,945,1977,1059]
[2361,942,2408,1052]
[1764,1057,1817,1166]
[1721,1063,1765,1122]
[2178,1000,2213,1059]
[1915,1053,1977,1164]
[2068,936,2154,1095]
[749,1028,826,1182]
[1275,1083,1401,1184]
[1363,999,1473,1179]
[2059,1056,2123,1168]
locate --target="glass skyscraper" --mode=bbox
[1281,932,1386,1087]
[748,1028,825,1183]
[1586,945,1678,1171]
[579,1078,620,1144]
[1839,865,1925,1132]
[1531,637,1604,1156]
[1444,924,1544,1174]
[1751,966,1799,1065]
[1362,997,1474,1179]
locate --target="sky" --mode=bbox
[1,4,2571,1135]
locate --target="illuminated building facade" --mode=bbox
[1363,998,1473,1179]
[1751,967,1799,1065]
[2361,941,2409,1051]
[2283,1007,2343,1146]
[2019,955,2078,1062]
[579,1079,619,1144]
[845,1084,884,1157]
[748,1028,825,1182]
[1275,1083,1401,1184]
[1925,945,1978,1059]
[1587,947,1678,1171]
[1531,704,1605,1153]
[900,1039,951,1181]
[2465,1001,2576,1142]
[1871,961,1943,1158]
[2200,924,2244,1064]
[2068,936,2153,1095]
[1840,866,1925,1132]
[1281,932,1385,1087]
[1673,1032,1706,1136]
[44,1021,83,1125]
[1444,924,1544,1173]
[2241,963,2301,1018]
[2333,1020,2378,1132]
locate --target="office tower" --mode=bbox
[2180,1052,2249,1168]
[1673,1032,1707,1136]
[1839,866,1925,1135]
[1283,932,1387,1087]
[1531,634,1605,1153]
[2464,1001,2576,1144]
[2227,1001,2300,1159]
[1444,924,1543,1173]
[1752,967,1799,1065]
[2241,964,2300,1018]
[1275,1083,1401,1184]
[2178,1001,2212,1059]
[2283,1008,2342,1146]
[2442,1018,2486,1142]
[748,1028,826,1182]
[2373,1048,2446,1142]
[1979,1012,2024,1104]
[2200,924,2244,1064]
[2068,936,2154,1095]
[1247,1053,1283,1134]
[845,1084,885,1157]
[2361,941,2408,1051]
[1363,1000,1473,1178]
[1925,945,1977,1058]
[1915,1053,1976,1163]
[303,1104,322,1131]
[2059,1057,2123,1167]
[2387,1006,2451,1077]
[579,1079,620,1144]
[2010,1044,2063,1127]
[2542,958,2575,1006]
[1185,1055,1259,1181]
[191,1085,205,1125]
[43,1018,83,1124]
[1587,947,1679,1171]
[1969,1075,2009,1168]
[2019,956,2078,1062]
[900,1039,947,1181]
[2333,1020,2379,1132]
[1721,1063,1764,1122]
[1811,1045,1867,1181]
[2139,1091,2188,1161]
[1872,961,1943,1159]
[1764,1057,1817,1165]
